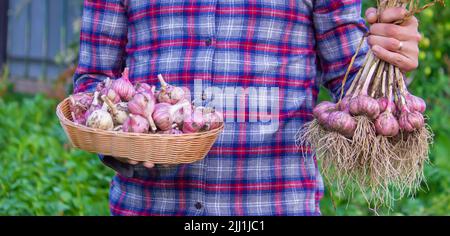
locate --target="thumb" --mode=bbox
[365,7,378,25]
[143,162,155,169]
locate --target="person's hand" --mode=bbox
[365,7,421,72]
[113,156,155,169]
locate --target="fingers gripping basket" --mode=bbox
[56,97,224,164]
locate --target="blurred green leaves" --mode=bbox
[0,95,114,216]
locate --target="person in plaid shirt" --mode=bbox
[74,0,421,216]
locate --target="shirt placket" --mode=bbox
[193,0,218,216]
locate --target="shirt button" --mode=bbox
[205,38,213,46]
[195,202,203,209]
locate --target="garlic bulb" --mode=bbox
[86,104,114,131]
[313,101,336,119]
[156,74,186,105]
[112,76,135,102]
[327,111,357,138]
[202,108,224,131]
[104,88,121,104]
[182,106,207,133]
[338,97,351,112]
[69,93,93,125]
[114,103,129,124]
[153,101,188,131]
[399,108,425,132]
[349,95,380,119]
[135,83,156,94]
[208,110,224,130]
[405,93,426,114]
[375,111,400,137]
[377,97,396,114]
[122,114,149,133]
[158,129,183,135]
[101,95,129,125]
[128,92,157,132]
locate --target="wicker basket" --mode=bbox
[56,97,224,164]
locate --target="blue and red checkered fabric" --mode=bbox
[74,0,368,216]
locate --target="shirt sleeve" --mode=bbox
[75,0,133,174]
[312,0,369,101]
[73,0,128,93]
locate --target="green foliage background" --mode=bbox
[0,1,448,216]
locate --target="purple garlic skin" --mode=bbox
[349,95,380,119]
[95,77,113,93]
[317,112,332,129]
[128,93,155,118]
[111,75,135,101]
[182,106,206,133]
[208,110,224,130]
[156,75,186,105]
[377,97,397,114]
[327,111,357,138]
[153,102,185,131]
[181,87,192,102]
[375,111,400,137]
[128,92,157,132]
[405,93,426,113]
[83,92,103,125]
[135,83,155,94]
[172,98,191,127]
[173,109,185,127]
[312,101,336,119]
[153,108,172,131]
[122,114,149,133]
[312,101,336,129]
[158,129,183,135]
[157,86,186,105]
[69,93,93,124]
[399,109,425,132]
[338,97,351,112]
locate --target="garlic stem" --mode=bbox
[114,125,123,132]
[101,95,118,115]
[393,67,407,107]
[158,74,168,89]
[347,67,362,97]
[395,67,407,96]
[92,91,100,106]
[69,95,76,106]
[338,34,367,102]
[353,51,376,98]
[370,61,385,97]
[381,69,387,97]
[347,50,370,97]
[388,64,395,99]
[148,117,157,133]
[101,102,108,111]
[71,111,77,123]
[388,67,394,102]
[361,58,379,96]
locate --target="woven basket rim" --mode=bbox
[56,97,224,139]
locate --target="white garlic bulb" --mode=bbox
[101,95,129,125]
[86,104,114,130]
[111,102,129,125]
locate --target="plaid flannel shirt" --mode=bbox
[74,0,368,216]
